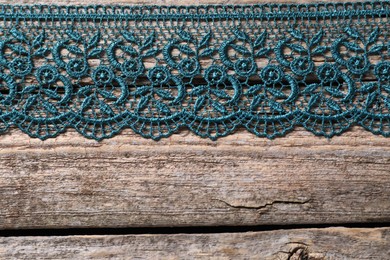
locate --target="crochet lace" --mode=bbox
[0,2,389,140]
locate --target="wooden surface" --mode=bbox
[1,228,390,259]
[1,127,390,229]
[0,0,389,259]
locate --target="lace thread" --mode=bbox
[0,2,388,140]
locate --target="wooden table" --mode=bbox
[0,0,389,259]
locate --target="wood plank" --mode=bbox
[1,227,389,259]
[0,127,390,229]
[0,0,388,229]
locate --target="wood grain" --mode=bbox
[0,126,389,229]
[1,227,389,259]
[0,0,388,258]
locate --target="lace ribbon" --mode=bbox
[0,2,389,140]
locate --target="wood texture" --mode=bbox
[1,126,389,229]
[1,227,389,259]
[0,1,389,259]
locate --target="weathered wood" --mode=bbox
[0,126,389,229]
[0,0,388,241]
[0,0,387,258]
[0,227,389,259]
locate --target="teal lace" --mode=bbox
[0,2,389,140]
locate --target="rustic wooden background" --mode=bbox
[0,0,389,259]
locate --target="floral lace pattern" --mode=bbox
[0,2,389,140]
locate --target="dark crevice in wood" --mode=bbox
[0,222,389,237]
[214,198,312,210]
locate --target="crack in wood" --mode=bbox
[286,246,309,260]
[213,198,312,210]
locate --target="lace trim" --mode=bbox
[0,2,388,140]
